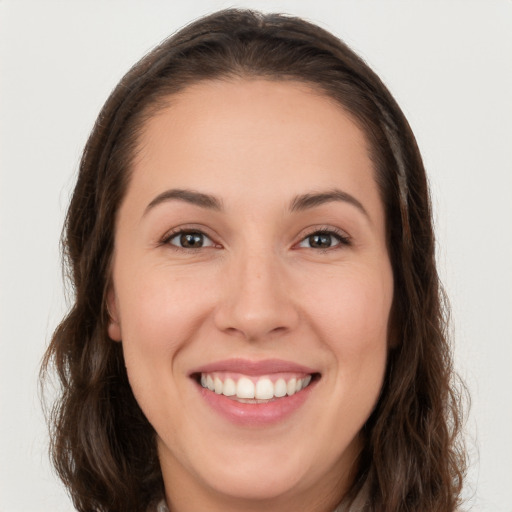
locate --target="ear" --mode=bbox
[106,287,122,342]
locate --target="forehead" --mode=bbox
[139,79,369,154]
[126,78,383,223]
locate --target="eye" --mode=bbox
[166,230,216,249]
[298,230,350,250]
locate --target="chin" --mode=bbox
[205,462,306,501]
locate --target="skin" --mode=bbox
[108,79,394,512]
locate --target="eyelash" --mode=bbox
[160,227,351,252]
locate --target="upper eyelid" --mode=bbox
[297,226,351,241]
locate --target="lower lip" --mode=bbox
[196,379,317,426]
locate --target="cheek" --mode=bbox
[303,266,393,349]
[114,267,201,380]
[299,263,392,409]
[114,267,213,429]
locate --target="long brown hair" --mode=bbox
[41,9,466,511]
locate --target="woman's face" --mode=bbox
[108,79,393,511]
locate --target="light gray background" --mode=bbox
[1,1,511,510]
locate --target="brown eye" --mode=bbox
[298,230,349,250]
[168,231,214,249]
[307,233,333,248]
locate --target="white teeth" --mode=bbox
[214,377,223,394]
[206,375,214,392]
[222,377,236,397]
[200,373,314,400]
[274,378,287,397]
[287,378,297,396]
[237,377,255,399]
[255,378,274,399]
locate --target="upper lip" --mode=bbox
[189,358,318,376]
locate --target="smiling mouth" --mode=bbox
[194,372,320,403]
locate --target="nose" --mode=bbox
[213,250,299,341]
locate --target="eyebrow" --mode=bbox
[143,187,368,219]
[144,188,223,215]
[289,189,369,218]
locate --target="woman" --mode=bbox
[42,9,466,512]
